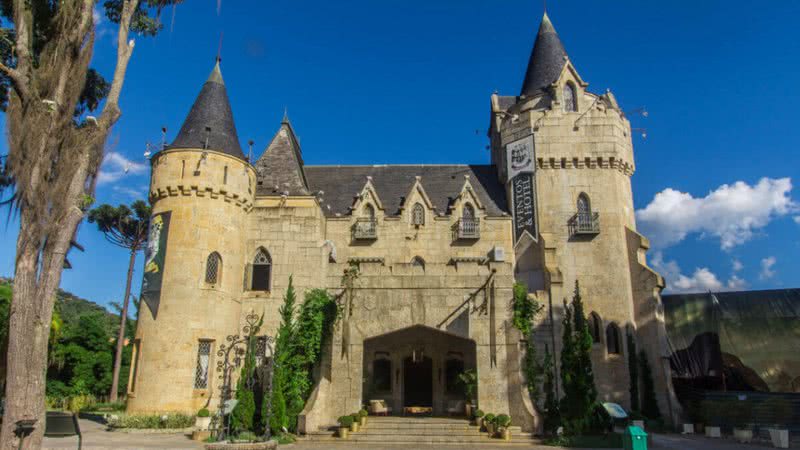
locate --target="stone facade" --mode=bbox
[127,12,679,433]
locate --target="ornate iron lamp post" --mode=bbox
[213,312,276,442]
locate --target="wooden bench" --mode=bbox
[45,412,82,450]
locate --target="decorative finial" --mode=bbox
[282,107,290,124]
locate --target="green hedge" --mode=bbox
[107,413,194,429]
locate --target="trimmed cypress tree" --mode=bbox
[559,280,597,435]
[542,345,561,435]
[639,350,661,420]
[268,276,298,434]
[627,332,640,412]
[231,335,258,433]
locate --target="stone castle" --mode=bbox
[127,13,679,432]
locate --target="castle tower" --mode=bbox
[489,13,677,419]
[127,60,256,413]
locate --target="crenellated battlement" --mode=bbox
[536,155,634,176]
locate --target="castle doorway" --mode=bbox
[403,355,433,407]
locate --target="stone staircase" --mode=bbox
[301,416,541,445]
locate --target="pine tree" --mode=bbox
[231,334,258,433]
[268,276,297,434]
[559,280,598,435]
[639,350,661,420]
[542,345,561,435]
[627,332,640,412]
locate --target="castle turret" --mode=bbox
[127,60,256,413]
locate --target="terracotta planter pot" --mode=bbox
[338,427,349,438]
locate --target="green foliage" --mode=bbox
[474,409,484,418]
[87,200,152,251]
[231,390,256,433]
[107,413,194,429]
[496,414,511,428]
[542,345,561,435]
[272,432,296,444]
[457,369,478,403]
[270,276,298,433]
[638,350,661,420]
[511,282,545,407]
[627,332,640,412]
[268,377,288,435]
[338,415,354,427]
[197,408,210,418]
[358,409,368,418]
[484,413,496,424]
[559,280,598,435]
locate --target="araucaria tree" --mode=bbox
[0,1,179,447]
[559,280,597,435]
[88,200,151,401]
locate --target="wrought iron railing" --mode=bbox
[352,217,378,240]
[453,218,480,240]
[568,212,600,235]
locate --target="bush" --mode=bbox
[496,414,511,428]
[350,413,360,423]
[68,394,96,413]
[474,409,484,418]
[235,431,258,443]
[89,401,126,412]
[358,409,368,418]
[484,413,496,424]
[107,413,194,429]
[338,415,354,427]
[197,408,210,418]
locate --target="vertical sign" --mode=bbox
[506,135,537,242]
[141,211,171,318]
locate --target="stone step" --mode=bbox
[361,424,523,433]
[304,430,536,441]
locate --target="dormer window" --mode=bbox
[454,203,479,240]
[353,203,378,240]
[411,203,425,226]
[563,83,577,112]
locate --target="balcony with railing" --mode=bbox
[352,218,378,240]
[453,218,480,241]
[568,212,600,236]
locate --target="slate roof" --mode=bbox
[520,12,569,96]
[167,60,245,160]
[254,117,310,196]
[302,165,509,218]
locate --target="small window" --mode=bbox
[577,193,591,215]
[251,248,272,291]
[463,203,475,221]
[129,339,141,393]
[194,340,213,389]
[205,252,221,284]
[364,203,375,219]
[589,312,602,344]
[223,166,228,184]
[411,256,425,270]
[563,83,577,112]
[412,203,425,226]
[606,323,621,355]
[373,359,392,392]
[445,359,465,395]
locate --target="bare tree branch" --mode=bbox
[100,0,140,127]
[9,0,32,99]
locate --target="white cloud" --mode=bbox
[651,252,747,294]
[759,256,776,280]
[97,151,147,185]
[636,178,796,250]
[794,216,800,225]
[112,184,147,200]
[732,259,743,272]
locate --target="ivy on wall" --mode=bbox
[511,282,544,406]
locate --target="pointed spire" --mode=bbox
[520,12,569,96]
[168,59,245,159]
[282,107,290,125]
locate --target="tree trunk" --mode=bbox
[109,249,137,402]
[1,208,82,450]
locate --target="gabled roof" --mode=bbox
[254,116,310,196]
[168,60,245,160]
[303,165,509,218]
[520,12,569,96]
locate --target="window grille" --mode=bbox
[194,341,212,389]
[606,323,621,355]
[412,203,425,226]
[251,249,271,291]
[205,252,221,284]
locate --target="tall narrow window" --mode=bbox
[181,160,186,178]
[563,83,577,112]
[589,312,602,343]
[412,203,425,226]
[129,339,141,393]
[205,252,221,284]
[364,203,375,219]
[606,323,621,355]
[223,166,228,184]
[251,248,272,291]
[194,340,213,389]
[463,203,475,221]
[577,193,591,215]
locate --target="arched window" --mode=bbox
[563,83,577,112]
[364,203,375,219]
[411,256,425,270]
[445,359,465,395]
[463,203,475,221]
[412,203,425,226]
[372,358,392,392]
[205,252,221,284]
[577,193,591,215]
[589,312,602,344]
[606,323,621,355]
[251,248,272,291]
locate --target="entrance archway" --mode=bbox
[403,356,433,407]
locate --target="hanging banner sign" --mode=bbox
[505,134,535,181]
[141,210,171,319]
[512,173,537,243]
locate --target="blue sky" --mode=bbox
[1,0,799,310]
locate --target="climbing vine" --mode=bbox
[511,282,544,405]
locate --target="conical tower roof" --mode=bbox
[168,60,245,159]
[520,12,569,96]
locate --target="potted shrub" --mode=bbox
[350,413,360,432]
[484,413,496,436]
[458,369,478,417]
[338,415,353,438]
[358,409,368,427]
[195,408,211,430]
[473,409,484,427]
[496,414,512,440]
[732,406,754,443]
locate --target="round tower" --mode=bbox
[127,60,255,413]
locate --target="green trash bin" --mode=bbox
[623,425,647,450]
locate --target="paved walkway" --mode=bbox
[43,418,795,449]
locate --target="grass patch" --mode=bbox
[544,433,623,448]
[107,413,194,429]
[272,432,296,445]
